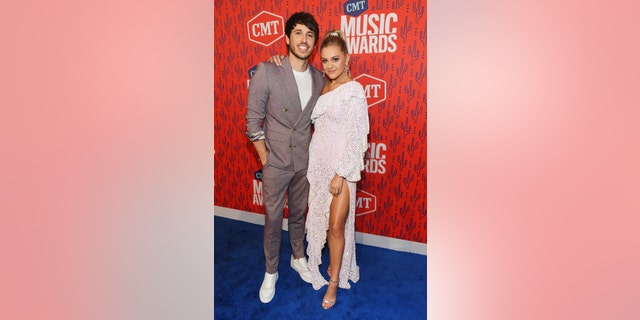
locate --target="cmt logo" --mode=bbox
[354,74,386,107]
[344,0,368,17]
[247,11,284,46]
[355,189,377,216]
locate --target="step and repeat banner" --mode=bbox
[214,0,427,243]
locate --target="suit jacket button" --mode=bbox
[283,108,288,111]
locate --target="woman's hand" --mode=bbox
[329,174,345,197]
[267,55,285,66]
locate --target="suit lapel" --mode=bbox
[294,68,324,127]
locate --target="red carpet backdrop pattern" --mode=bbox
[214,0,427,243]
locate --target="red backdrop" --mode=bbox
[214,0,427,243]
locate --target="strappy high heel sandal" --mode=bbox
[322,279,339,310]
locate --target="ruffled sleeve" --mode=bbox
[335,82,370,182]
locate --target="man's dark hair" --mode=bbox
[284,12,320,45]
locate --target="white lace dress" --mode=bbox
[305,81,369,290]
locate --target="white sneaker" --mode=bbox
[290,255,313,283]
[259,272,278,303]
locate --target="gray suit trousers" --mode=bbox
[262,164,309,274]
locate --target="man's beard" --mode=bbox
[289,42,313,60]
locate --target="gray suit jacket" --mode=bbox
[246,57,325,172]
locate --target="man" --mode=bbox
[245,12,325,304]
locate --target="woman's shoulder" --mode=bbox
[344,80,365,97]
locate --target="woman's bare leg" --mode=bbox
[322,181,350,309]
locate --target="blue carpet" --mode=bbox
[214,215,427,320]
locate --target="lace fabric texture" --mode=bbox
[305,81,369,290]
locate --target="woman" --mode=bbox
[305,30,369,309]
